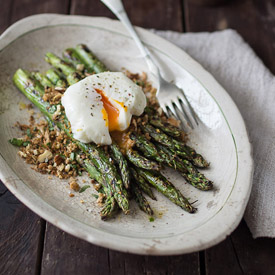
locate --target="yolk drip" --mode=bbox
[113,99,128,112]
[96,89,120,131]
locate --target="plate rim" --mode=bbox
[0,14,254,255]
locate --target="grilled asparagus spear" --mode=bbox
[74,44,108,74]
[131,181,154,216]
[141,124,208,168]
[144,106,182,138]
[45,68,67,88]
[129,132,162,162]
[62,48,86,71]
[130,167,156,200]
[156,144,213,191]
[126,148,161,171]
[83,159,119,220]
[137,168,196,213]
[110,143,131,189]
[45,52,83,85]
[32,72,53,88]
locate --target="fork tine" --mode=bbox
[170,103,189,131]
[166,107,175,119]
[167,103,188,130]
[173,100,194,129]
[166,102,179,120]
[179,91,199,126]
[159,102,168,116]
[174,99,194,129]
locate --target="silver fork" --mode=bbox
[101,0,198,128]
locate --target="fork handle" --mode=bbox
[100,0,160,78]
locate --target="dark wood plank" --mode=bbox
[0,0,13,34]
[41,223,199,275]
[0,180,7,194]
[205,221,275,274]
[184,0,275,74]
[109,250,200,275]
[71,0,183,31]
[205,236,243,275]
[41,223,110,275]
[10,0,70,27]
[0,182,45,275]
[230,220,275,274]
[70,0,116,20]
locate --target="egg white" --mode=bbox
[61,72,147,145]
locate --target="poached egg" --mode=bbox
[61,72,147,145]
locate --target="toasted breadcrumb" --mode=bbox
[97,193,106,206]
[14,117,83,179]
[70,180,80,191]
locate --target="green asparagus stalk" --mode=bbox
[137,168,196,213]
[156,144,213,191]
[144,106,182,138]
[126,148,160,171]
[110,143,131,189]
[182,145,209,168]
[141,124,208,168]
[141,123,190,161]
[71,142,130,214]
[66,72,83,85]
[83,159,103,184]
[45,52,75,75]
[181,159,213,191]
[130,168,156,200]
[13,69,50,115]
[149,118,182,138]
[45,52,83,85]
[74,44,108,74]
[131,182,154,216]
[130,132,162,162]
[62,48,85,71]
[100,196,119,220]
[13,68,130,214]
[31,72,53,88]
[45,68,67,88]
[83,159,119,220]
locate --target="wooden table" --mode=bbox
[1,0,275,274]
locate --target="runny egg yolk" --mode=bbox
[95,89,122,132]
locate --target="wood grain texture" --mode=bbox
[0,0,13,34]
[109,250,199,275]
[10,0,70,26]
[205,235,243,275]
[41,223,110,275]
[0,182,45,275]
[184,0,275,74]
[230,220,275,274]
[205,220,275,275]
[41,224,200,275]
[71,0,183,31]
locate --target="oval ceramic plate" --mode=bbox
[0,14,253,255]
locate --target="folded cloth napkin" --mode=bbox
[153,29,275,238]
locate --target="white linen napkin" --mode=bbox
[154,29,275,238]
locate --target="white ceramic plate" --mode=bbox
[0,14,253,255]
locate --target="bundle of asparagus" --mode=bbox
[11,44,213,220]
